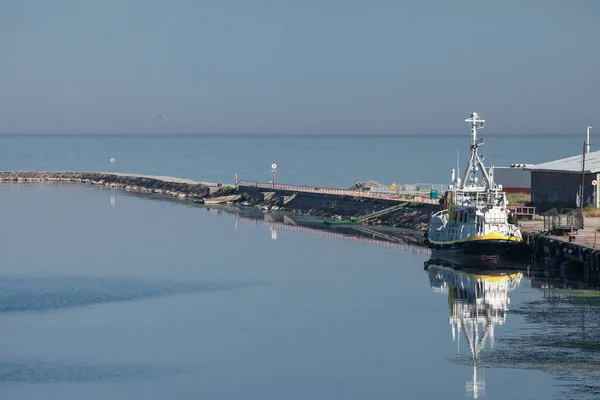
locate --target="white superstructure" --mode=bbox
[426,113,523,249]
[427,262,522,399]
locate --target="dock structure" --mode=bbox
[522,217,600,287]
[0,171,441,231]
[236,179,440,205]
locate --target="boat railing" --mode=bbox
[432,209,448,218]
[506,223,517,236]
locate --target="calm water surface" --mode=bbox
[2,184,598,399]
[0,134,585,187]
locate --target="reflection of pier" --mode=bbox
[526,262,600,291]
[237,214,431,255]
[425,260,522,399]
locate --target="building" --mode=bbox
[493,164,532,194]
[526,151,600,208]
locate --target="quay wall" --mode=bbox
[0,171,441,232]
[524,231,600,288]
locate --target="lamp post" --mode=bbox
[582,141,586,212]
[271,163,277,188]
[582,139,600,211]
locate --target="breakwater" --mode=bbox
[236,186,440,231]
[0,171,442,232]
[0,171,224,198]
[8,170,600,285]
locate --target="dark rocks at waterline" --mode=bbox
[0,171,218,199]
[236,187,441,231]
[1,171,441,232]
[529,234,600,287]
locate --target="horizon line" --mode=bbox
[0,132,585,137]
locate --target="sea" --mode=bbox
[1,134,599,400]
[0,133,586,187]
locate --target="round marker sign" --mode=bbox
[592,180,598,186]
[271,163,277,170]
[110,158,115,163]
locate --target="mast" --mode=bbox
[460,113,492,189]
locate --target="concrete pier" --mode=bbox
[521,218,600,287]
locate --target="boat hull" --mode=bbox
[428,239,531,266]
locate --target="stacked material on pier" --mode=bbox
[347,180,387,192]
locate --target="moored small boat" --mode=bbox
[202,194,242,204]
[324,219,362,226]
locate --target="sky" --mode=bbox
[0,0,598,134]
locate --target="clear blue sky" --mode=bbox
[0,0,598,134]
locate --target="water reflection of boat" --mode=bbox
[425,258,523,399]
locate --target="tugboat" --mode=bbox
[424,112,530,263]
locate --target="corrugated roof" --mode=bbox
[527,150,600,174]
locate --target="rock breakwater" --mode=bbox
[1,171,442,232]
[0,171,225,199]
[237,187,441,231]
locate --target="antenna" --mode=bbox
[454,149,461,186]
[461,112,491,188]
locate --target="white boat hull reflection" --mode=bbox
[425,258,523,399]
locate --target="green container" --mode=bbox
[430,190,438,200]
[324,219,362,226]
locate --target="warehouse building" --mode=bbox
[493,164,532,194]
[526,152,600,208]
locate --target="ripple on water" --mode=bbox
[462,293,600,400]
[0,276,260,313]
[0,360,182,383]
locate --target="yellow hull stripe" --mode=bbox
[429,232,523,245]
[431,265,522,282]
[466,272,522,282]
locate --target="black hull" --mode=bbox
[428,239,531,267]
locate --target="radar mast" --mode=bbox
[460,112,493,189]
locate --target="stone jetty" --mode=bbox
[0,171,441,231]
[8,170,600,284]
[0,171,229,199]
